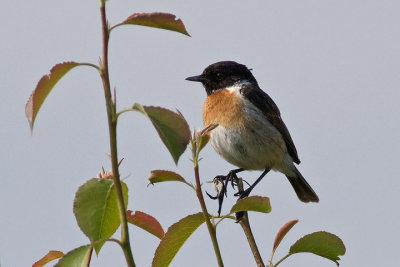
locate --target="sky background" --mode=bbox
[1,0,400,266]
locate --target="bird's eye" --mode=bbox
[216,72,224,80]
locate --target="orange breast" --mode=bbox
[203,89,244,128]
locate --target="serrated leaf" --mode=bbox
[152,212,205,267]
[73,178,128,254]
[133,104,190,164]
[55,245,92,267]
[33,250,64,267]
[118,12,190,36]
[230,196,271,214]
[289,231,346,266]
[272,219,299,254]
[127,210,165,239]
[25,62,81,131]
[148,170,189,185]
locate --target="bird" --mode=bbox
[186,61,319,214]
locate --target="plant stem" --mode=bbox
[235,178,264,267]
[99,3,135,267]
[193,164,224,267]
[239,213,265,267]
[273,254,291,267]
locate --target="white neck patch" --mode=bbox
[226,80,252,93]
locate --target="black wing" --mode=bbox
[241,85,301,164]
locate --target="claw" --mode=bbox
[231,180,236,189]
[206,177,227,216]
[206,169,245,216]
[217,191,225,216]
[234,187,251,199]
[233,191,242,197]
[206,191,219,200]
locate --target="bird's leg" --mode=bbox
[206,168,244,215]
[234,168,270,220]
[235,168,270,199]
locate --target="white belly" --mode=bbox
[210,111,288,171]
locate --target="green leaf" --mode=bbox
[197,131,210,152]
[289,231,346,266]
[127,210,165,239]
[73,178,128,254]
[193,124,218,154]
[33,250,64,267]
[272,219,299,254]
[25,62,81,131]
[230,196,271,214]
[116,12,190,36]
[133,104,190,164]
[152,213,205,267]
[55,245,92,267]
[148,170,191,187]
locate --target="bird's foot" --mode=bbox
[206,169,242,216]
[232,186,254,221]
[233,186,252,199]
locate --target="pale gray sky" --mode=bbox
[1,0,400,266]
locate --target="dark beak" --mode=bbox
[185,75,205,82]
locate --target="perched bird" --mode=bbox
[186,61,319,212]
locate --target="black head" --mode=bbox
[186,61,258,95]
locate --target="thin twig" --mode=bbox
[236,178,264,267]
[192,137,224,267]
[193,164,224,267]
[273,254,291,267]
[99,2,135,266]
[239,213,265,267]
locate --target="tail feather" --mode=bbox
[286,168,319,203]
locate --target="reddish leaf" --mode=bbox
[272,219,299,254]
[127,210,165,239]
[118,12,190,36]
[25,62,80,131]
[33,250,64,267]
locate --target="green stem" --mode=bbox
[80,62,100,70]
[115,107,136,119]
[273,254,291,267]
[193,163,224,267]
[99,3,135,267]
[109,23,124,32]
[214,214,236,227]
[268,251,274,267]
